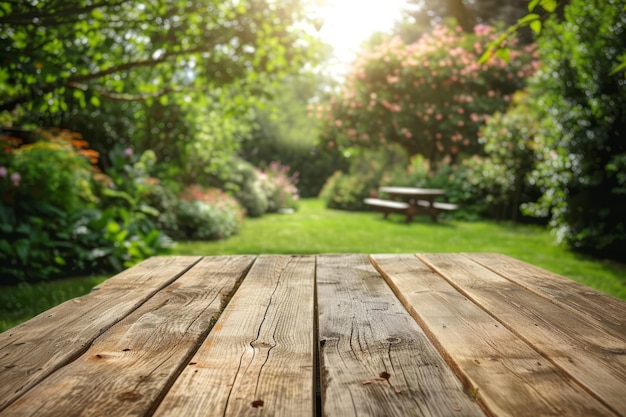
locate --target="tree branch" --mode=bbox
[0,45,218,112]
[0,0,128,26]
[67,82,183,102]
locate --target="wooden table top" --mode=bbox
[379,186,446,197]
[1,253,625,417]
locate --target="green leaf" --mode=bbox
[138,204,160,217]
[106,221,121,234]
[101,188,135,205]
[90,95,101,107]
[517,13,541,25]
[539,0,558,13]
[530,20,542,35]
[495,48,511,63]
[609,61,626,76]
[528,0,541,11]
[14,239,30,263]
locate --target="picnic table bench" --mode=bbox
[1,253,625,417]
[365,186,458,222]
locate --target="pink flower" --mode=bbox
[10,172,20,187]
[123,148,134,157]
[0,166,6,178]
[334,119,343,127]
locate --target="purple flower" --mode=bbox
[10,172,20,187]
[0,166,6,178]
[123,148,134,157]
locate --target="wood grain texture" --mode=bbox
[153,255,316,417]
[419,253,626,417]
[0,255,254,417]
[317,254,485,417]
[371,254,617,417]
[464,252,626,341]
[0,256,201,412]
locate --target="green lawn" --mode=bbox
[168,198,626,299]
[2,198,625,333]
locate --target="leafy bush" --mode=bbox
[522,0,626,259]
[230,159,269,217]
[229,159,299,216]
[315,23,537,168]
[0,132,170,283]
[89,147,171,271]
[256,161,300,213]
[472,91,545,221]
[0,130,100,283]
[319,146,407,211]
[176,185,243,240]
[7,130,98,211]
[319,170,381,211]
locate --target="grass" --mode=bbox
[2,198,625,333]
[167,198,626,299]
[0,275,108,333]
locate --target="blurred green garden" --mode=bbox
[1,0,625,327]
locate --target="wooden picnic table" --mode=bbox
[379,186,446,202]
[1,253,625,417]
[366,187,457,222]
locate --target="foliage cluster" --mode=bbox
[175,185,243,240]
[0,0,329,281]
[231,159,300,217]
[315,23,537,169]
[319,145,408,211]
[238,74,343,198]
[519,0,626,259]
[0,127,308,282]
[0,130,170,283]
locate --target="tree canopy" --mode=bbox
[394,0,530,43]
[316,24,537,168]
[0,0,321,117]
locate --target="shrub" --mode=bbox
[256,161,300,212]
[8,130,98,212]
[319,146,407,211]
[0,130,101,283]
[90,147,171,271]
[315,23,537,169]
[473,91,545,221]
[523,0,626,259]
[319,170,381,211]
[230,160,269,217]
[176,185,243,240]
[0,133,171,283]
[229,159,299,216]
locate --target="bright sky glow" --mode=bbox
[316,0,408,76]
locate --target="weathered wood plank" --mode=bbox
[371,254,617,417]
[153,255,316,417]
[0,256,202,411]
[464,252,626,341]
[0,255,255,417]
[317,254,485,417]
[419,253,626,417]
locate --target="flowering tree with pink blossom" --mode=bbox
[316,24,538,169]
